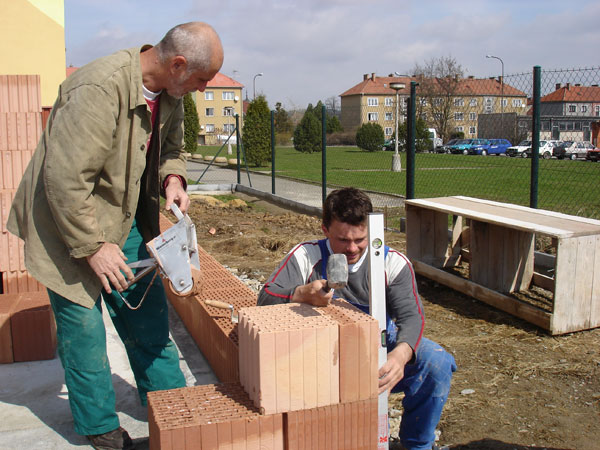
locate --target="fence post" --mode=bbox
[406,81,418,200]
[530,66,541,209]
[235,114,241,184]
[271,110,276,194]
[322,104,327,206]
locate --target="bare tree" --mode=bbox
[412,56,464,142]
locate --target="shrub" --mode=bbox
[183,93,199,153]
[242,96,271,166]
[293,109,321,153]
[356,123,385,152]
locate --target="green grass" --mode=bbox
[196,145,600,218]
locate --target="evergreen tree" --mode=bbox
[183,93,199,153]
[242,95,271,166]
[273,102,292,133]
[293,105,321,153]
[326,115,343,133]
[356,122,385,152]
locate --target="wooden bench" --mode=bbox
[405,196,600,335]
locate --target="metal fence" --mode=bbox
[195,66,600,221]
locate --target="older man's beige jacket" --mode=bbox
[7,46,187,308]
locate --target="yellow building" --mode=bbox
[195,73,244,145]
[0,0,66,107]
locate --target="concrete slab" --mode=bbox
[0,300,218,449]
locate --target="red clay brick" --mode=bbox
[0,293,19,363]
[11,291,56,362]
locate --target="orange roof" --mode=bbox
[341,74,526,97]
[66,66,78,77]
[541,84,600,103]
[207,72,244,88]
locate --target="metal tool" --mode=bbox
[322,253,348,292]
[367,212,389,450]
[204,299,239,323]
[119,204,201,309]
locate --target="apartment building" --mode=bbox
[196,73,244,145]
[340,73,528,141]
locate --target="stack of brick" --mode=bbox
[148,382,284,450]
[157,215,381,448]
[0,74,45,294]
[0,75,56,364]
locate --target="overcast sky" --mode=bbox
[64,0,600,109]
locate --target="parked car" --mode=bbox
[523,140,561,159]
[553,141,596,160]
[586,147,600,162]
[435,138,459,153]
[469,138,512,156]
[506,140,532,157]
[467,139,491,155]
[448,139,489,155]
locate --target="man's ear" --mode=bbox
[170,55,188,74]
[321,223,329,237]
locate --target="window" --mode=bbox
[454,112,464,121]
[469,112,477,121]
[469,98,478,107]
[222,91,234,100]
[385,97,394,106]
[385,127,393,136]
[454,98,464,107]
[367,97,379,106]
[223,123,235,133]
[205,124,215,132]
[433,98,443,106]
[433,113,442,120]
[581,105,588,113]
[223,107,234,116]
[568,104,576,113]
[205,108,214,117]
[574,122,582,131]
[512,99,523,107]
[455,126,464,132]
[385,112,393,121]
[596,106,600,117]
[469,126,476,135]
[367,112,378,121]
[420,98,428,106]
[421,113,427,121]
[204,91,214,100]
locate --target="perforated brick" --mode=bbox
[238,303,340,415]
[148,383,283,450]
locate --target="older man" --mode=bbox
[8,22,223,449]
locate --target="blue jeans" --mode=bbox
[48,219,186,436]
[392,337,457,450]
[348,303,456,450]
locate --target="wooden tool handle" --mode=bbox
[204,299,232,310]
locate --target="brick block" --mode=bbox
[148,383,283,450]
[10,291,56,362]
[0,293,20,363]
[238,303,340,415]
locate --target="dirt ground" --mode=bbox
[185,192,600,450]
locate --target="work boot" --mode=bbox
[86,426,135,450]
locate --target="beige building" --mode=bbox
[340,73,528,141]
[0,0,66,107]
[195,73,244,145]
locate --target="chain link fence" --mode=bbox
[192,67,600,222]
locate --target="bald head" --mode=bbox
[155,22,224,74]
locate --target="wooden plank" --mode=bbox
[532,272,555,293]
[419,209,436,265]
[469,220,489,287]
[412,260,552,332]
[570,235,596,330]
[405,205,421,261]
[444,215,463,268]
[552,237,578,334]
[487,224,506,292]
[405,197,600,238]
[432,210,449,267]
[590,236,600,329]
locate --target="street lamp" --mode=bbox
[253,72,263,100]
[389,81,406,172]
[486,54,504,135]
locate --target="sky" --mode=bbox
[64,0,600,110]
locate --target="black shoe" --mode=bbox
[86,427,135,450]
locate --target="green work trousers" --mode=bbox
[48,219,186,436]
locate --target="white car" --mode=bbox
[506,140,531,157]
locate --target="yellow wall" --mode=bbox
[0,0,66,107]
[195,87,244,145]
